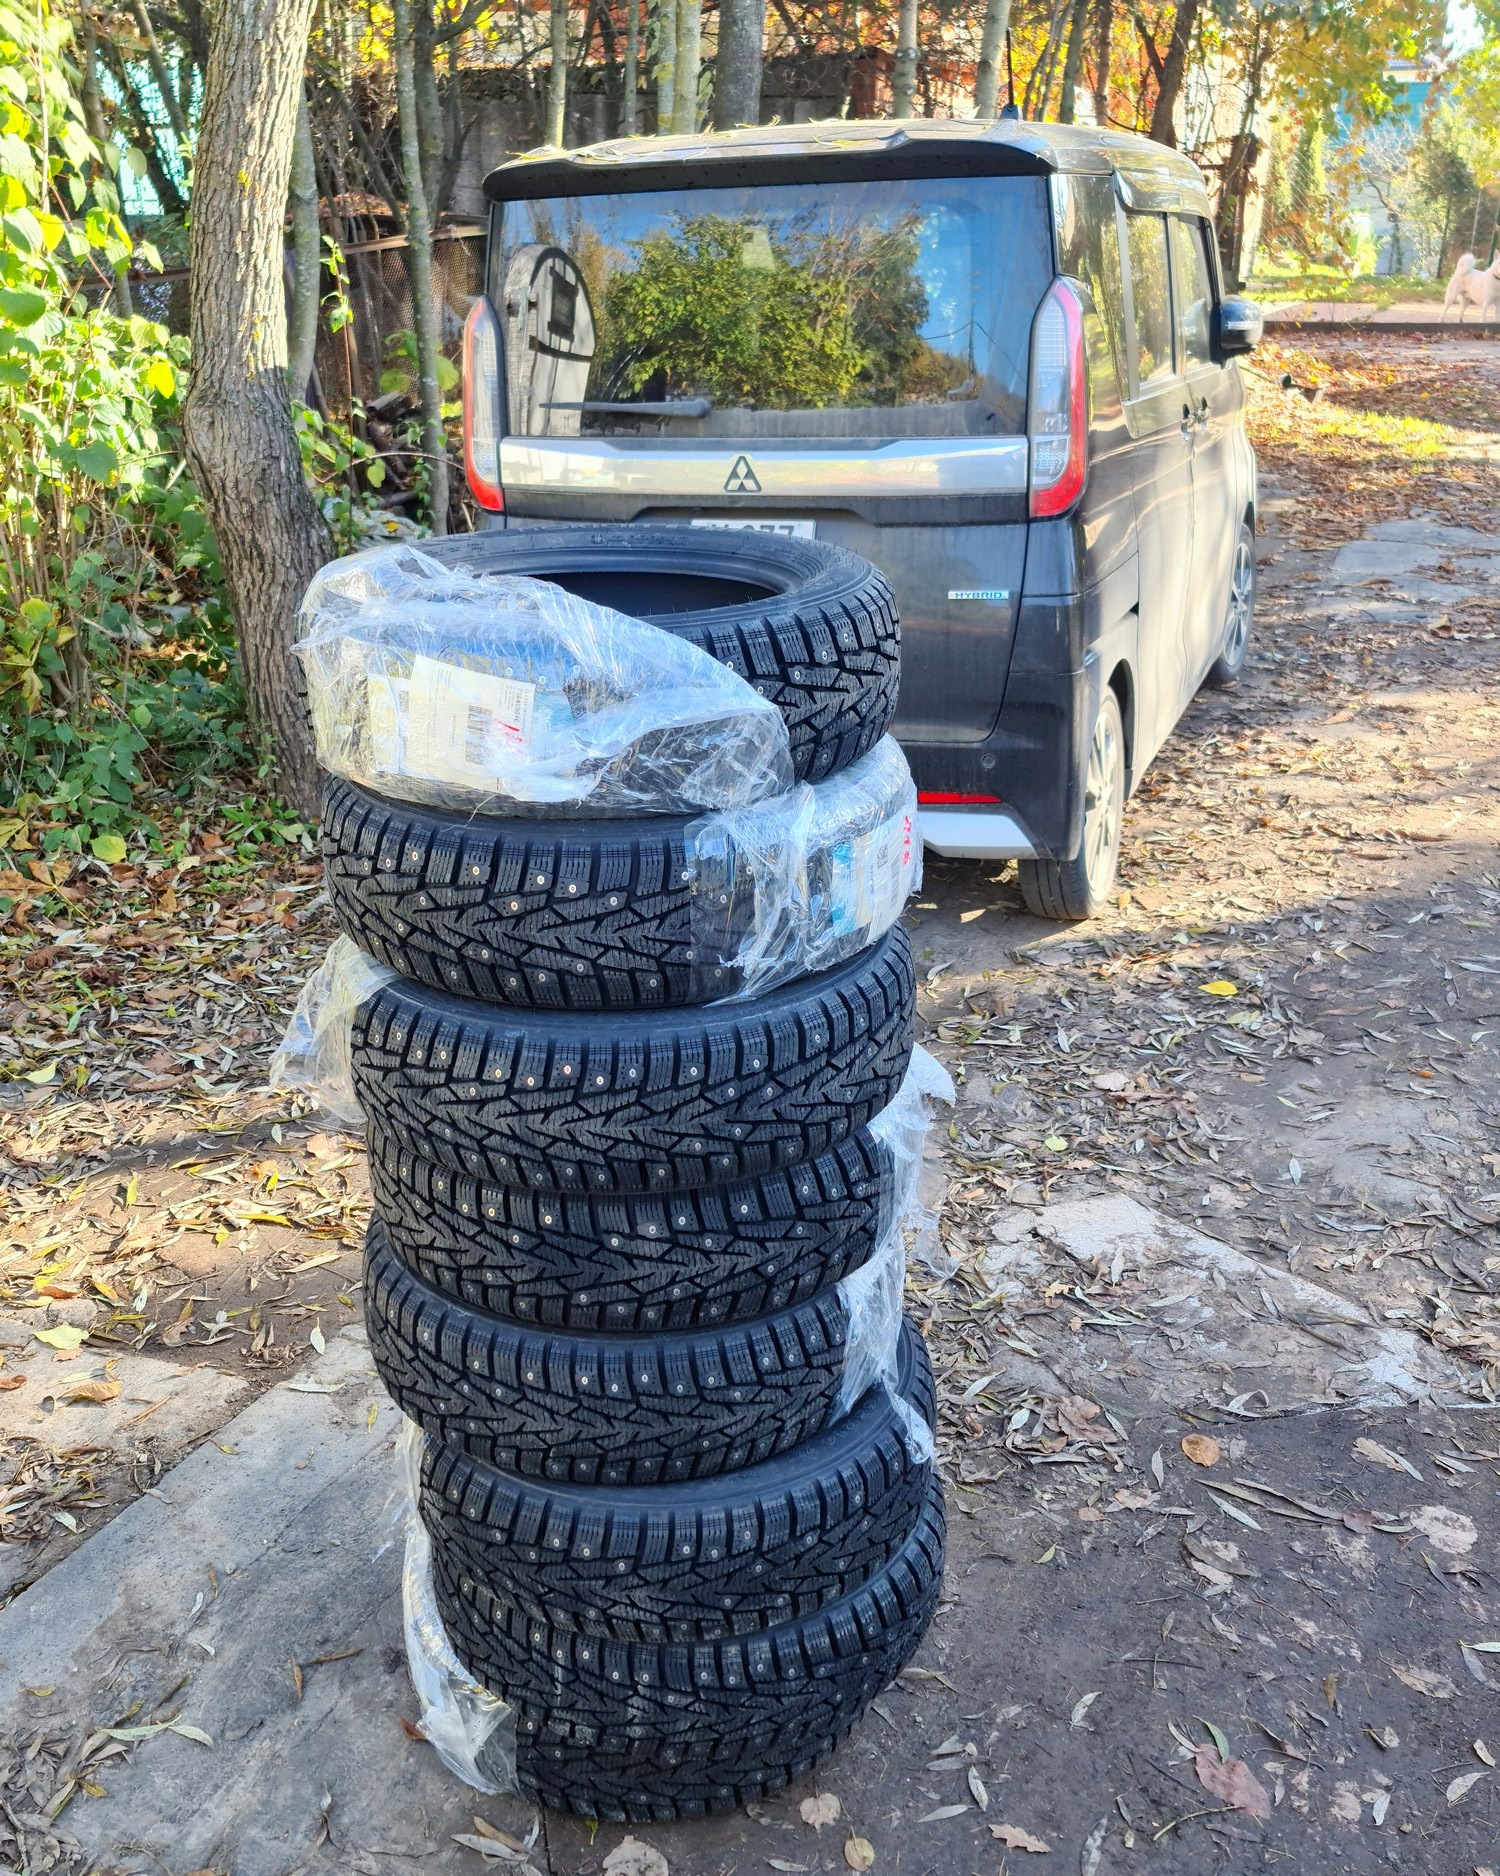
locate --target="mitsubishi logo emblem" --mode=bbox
[724,455,761,494]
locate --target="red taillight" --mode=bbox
[1028,279,1087,518]
[918,792,1002,804]
[462,297,504,513]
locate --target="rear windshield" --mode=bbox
[492,177,1052,439]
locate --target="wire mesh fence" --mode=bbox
[316,228,485,413]
[77,227,486,419]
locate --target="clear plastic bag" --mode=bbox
[689,736,921,1000]
[833,1046,955,1461]
[395,1420,517,1794]
[871,1043,956,1278]
[268,936,396,1124]
[295,544,793,816]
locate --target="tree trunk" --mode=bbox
[713,0,764,128]
[1090,0,1112,126]
[673,0,701,132]
[413,0,447,210]
[622,0,639,133]
[973,0,1011,117]
[393,0,451,534]
[548,0,568,143]
[288,87,321,401]
[655,0,676,132]
[1057,0,1088,121]
[1024,0,1069,119]
[78,19,134,316]
[891,0,917,117]
[181,0,333,818]
[1147,0,1200,149]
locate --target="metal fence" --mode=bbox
[314,227,484,413]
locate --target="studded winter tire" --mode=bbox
[349,925,914,1195]
[416,1315,934,1642]
[366,1219,906,1487]
[414,525,900,786]
[366,1119,896,1333]
[435,1481,945,1822]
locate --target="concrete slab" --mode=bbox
[0,1346,249,1459]
[1025,1195,1463,1411]
[0,1329,511,1876]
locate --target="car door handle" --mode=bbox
[1195,397,1210,430]
[1180,404,1196,440]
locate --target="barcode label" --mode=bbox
[403,656,537,791]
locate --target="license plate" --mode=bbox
[690,517,817,540]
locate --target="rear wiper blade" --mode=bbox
[544,398,714,418]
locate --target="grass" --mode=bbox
[1246,273,1447,309]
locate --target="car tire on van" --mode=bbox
[1017,687,1126,923]
[1204,522,1256,689]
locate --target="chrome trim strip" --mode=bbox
[919,806,1037,860]
[498,435,1030,498]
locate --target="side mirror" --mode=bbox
[1217,296,1264,356]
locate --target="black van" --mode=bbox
[461,118,1263,919]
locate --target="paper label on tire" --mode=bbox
[402,656,537,790]
[829,802,916,939]
[365,673,410,778]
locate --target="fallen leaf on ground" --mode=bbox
[602,1837,669,1876]
[968,1765,988,1808]
[451,1838,533,1866]
[1201,980,1238,996]
[1070,1692,1100,1728]
[1181,1434,1221,1467]
[1352,1438,1422,1480]
[1408,1506,1477,1554]
[989,1824,1051,1852]
[1445,1770,1488,1805]
[1391,1664,1458,1700]
[917,1805,969,1822]
[1193,1747,1272,1818]
[799,1794,840,1830]
[842,1835,875,1870]
[44,1376,119,1405]
[1475,1740,1496,1767]
[32,1325,86,1351]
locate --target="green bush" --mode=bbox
[0,0,239,862]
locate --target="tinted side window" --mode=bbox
[1125,213,1173,391]
[1170,218,1215,370]
[1052,173,1125,420]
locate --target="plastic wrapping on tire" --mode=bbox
[688,736,921,1000]
[395,1419,518,1794]
[295,544,794,816]
[870,1043,957,1280]
[834,1045,955,1462]
[269,936,396,1125]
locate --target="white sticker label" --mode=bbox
[403,656,537,790]
[365,673,409,777]
[829,801,916,939]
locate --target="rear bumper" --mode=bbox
[903,596,1093,863]
[919,805,1038,859]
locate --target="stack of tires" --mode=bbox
[318,529,944,1821]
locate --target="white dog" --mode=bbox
[1443,251,1500,321]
